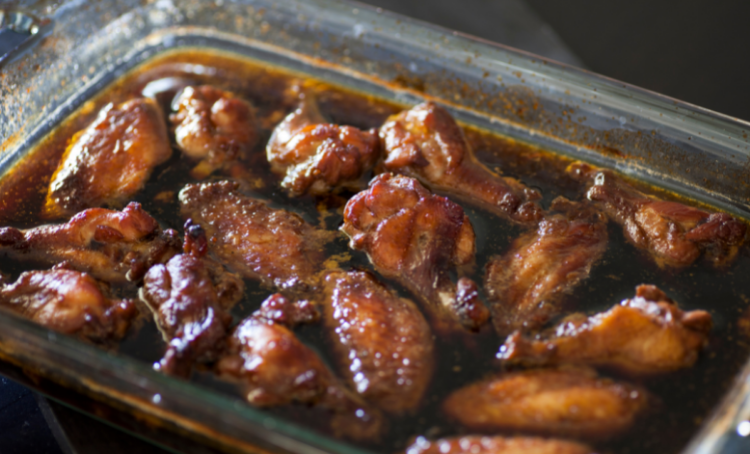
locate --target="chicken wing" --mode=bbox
[170,85,258,178]
[404,436,594,454]
[485,197,608,335]
[443,368,647,439]
[0,202,180,284]
[321,270,434,414]
[178,181,330,293]
[44,98,172,218]
[498,284,712,375]
[379,102,542,224]
[215,293,382,441]
[0,267,136,342]
[568,162,746,267]
[267,90,380,195]
[341,173,489,333]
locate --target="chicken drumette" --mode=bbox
[341,173,488,333]
[379,102,542,224]
[44,98,172,218]
[404,436,594,454]
[0,202,180,284]
[485,198,608,335]
[267,90,380,195]
[498,284,712,375]
[568,162,746,267]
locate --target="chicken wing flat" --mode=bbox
[0,202,180,284]
[321,270,434,414]
[568,162,746,267]
[178,181,330,293]
[44,98,171,219]
[404,436,594,454]
[140,220,245,376]
[170,85,258,178]
[215,293,382,441]
[0,268,136,342]
[498,284,712,375]
[443,368,647,439]
[379,102,542,224]
[485,198,608,336]
[341,173,489,333]
[267,90,380,195]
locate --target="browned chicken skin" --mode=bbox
[140,220,245,376]
[44,98,172,218]
[485,198,608,335]
[178,181,330,293]
[443,368,647,439]
[216,293,382,441]
[0,202,180,284]
[404,436,594,454]
[0,267,136,342]
[342,173,489,333]
[321,270,434,414]
[267,90,380,195]
[568,162,746,267]
[170,85,258,178]
[498,284,712,375]
[379,102,542,224]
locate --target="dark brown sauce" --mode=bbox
[1,49,750,454]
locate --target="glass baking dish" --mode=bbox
[2,0,750,453]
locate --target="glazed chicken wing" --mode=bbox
[341,173,489,333]
[379,102,542,224]
[321,270,434,414]
[267,90,380,195]
[0,202,180,284]
[215,293,382,441]
[44,98,172,218]
[568,162,746,267]
[485,197,608,335]
[443,368,647,439]
[405,436,594,454]
[498,284,712,375]
[170,85,258,178]
[0,267,136,342]
[178,181,330,293]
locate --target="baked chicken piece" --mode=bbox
[321,270,434,414]
[341,173,489,333]
[498,284,712,375]
[443,367,647,439]
[0,267,136,342]
[568,162,746,267]
[140,220,245,377]
[170,85,258,178]
[267,90,380,195]
[0,202,180,284]
[44,98,172,218]
[216,293,382,441]
[404,436,594,454]
[379,102,542,225]
[178,181,330,293]
[485,197,608,336]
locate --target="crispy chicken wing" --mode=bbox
[44,98,172,218]
[267,90,380,195]
[215,293,382,441]
[404,436,594,454]
[170,85,258,178]
[443,368,647,439]
[321,270,434,414]
[0,267,136,342]
[178,181,330,293]
[485,198,608,335]
[568,162,746,267]
[0,202,180,284]
[379,102,542,224]
[341,173,488,333]
[498,284,712,375]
